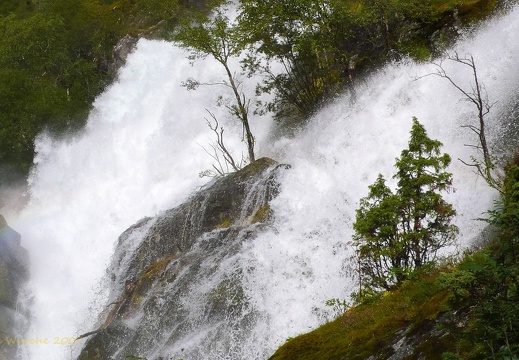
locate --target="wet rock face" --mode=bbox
[0,216,29,307]
[0,216,29,360]
[108,34,139,77]
[78,157,288,360]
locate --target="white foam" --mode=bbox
[11,5,519,359]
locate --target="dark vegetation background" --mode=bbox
[0,0,498,187]
[0,0,204,184]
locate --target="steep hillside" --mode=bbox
[269,157,519,359]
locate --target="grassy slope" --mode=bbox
[270,273,452,359]
[270,163,519,359]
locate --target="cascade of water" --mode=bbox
[13,40,271,360]
[9,4,519,359]
[238,8,519,355]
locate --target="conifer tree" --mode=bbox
[353,117,458,292]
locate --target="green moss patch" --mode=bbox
[269,271,451,360]
[216,218,234,229]
[252,205,271,224]
[130,256,175,307]
[457,0,497,22]
[209,277,245,313]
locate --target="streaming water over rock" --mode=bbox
[13,41,268,360]
[10,4,519,359]
[78,157,285,360]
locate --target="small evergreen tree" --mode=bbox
[353,117,458,292]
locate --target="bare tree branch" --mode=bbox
[198,110,245,178]
[421,52,503,193]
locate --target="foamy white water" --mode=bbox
[14,40,271,359]
[11,4,519,359]
[233,7,519,354]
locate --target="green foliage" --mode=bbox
[0,0,34,16]
[488,157,519,239]
[237,0,497,124]
[438,161,519,359]
[0,0,498,185]
[438,248,519,358]
[238,0,353,119]
[0,0,194,186]
[353,117,458,292]
[353,174,404,290]
[0,13,71,180]
[0,7,110,182]
[174,5,244,63]
[325,298,350,318]
[0,1,18,15]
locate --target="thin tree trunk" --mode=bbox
[223,62,255,162]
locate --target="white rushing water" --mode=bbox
[11,4,519,359]
[13,41,273,360]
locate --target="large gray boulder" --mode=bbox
[78,157,288,360]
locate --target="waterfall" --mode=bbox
[11,4,519,359]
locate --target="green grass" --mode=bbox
[269,269,452,360]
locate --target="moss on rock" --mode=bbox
[209,276,245,314]
[216,218,234,229]
[251,205,271,224]
[457,0,497,22]
[269,271,452,360]
[129,256,174,309]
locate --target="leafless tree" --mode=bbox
[198,110,245,178]
[429,52,502,193]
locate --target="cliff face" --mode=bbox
[0,216,29,360]
[78,158,289,359]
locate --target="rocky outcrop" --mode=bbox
[77,157,288,360]
[108,34,139,78]
[0,216,29,360]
